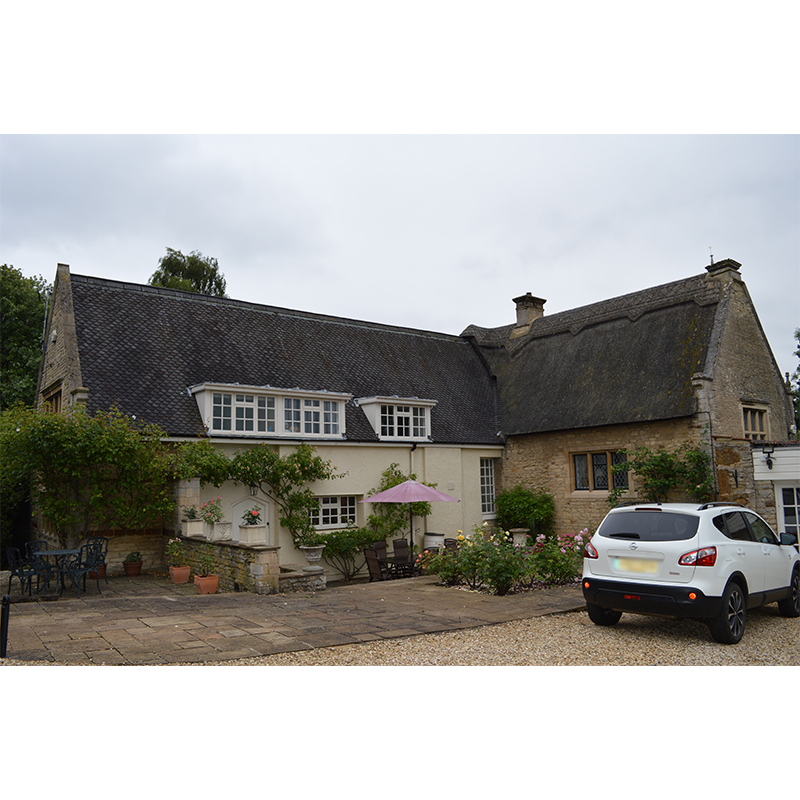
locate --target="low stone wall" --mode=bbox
[167,534,326,595]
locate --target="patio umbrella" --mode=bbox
[359,479,460,547]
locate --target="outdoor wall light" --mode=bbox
[249,484,258,496]
[762,444,774,470]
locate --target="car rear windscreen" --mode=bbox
[598,510,699,541]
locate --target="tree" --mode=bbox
[791,328,800,437]
[148,248,227,296]
[229,443,340,546]
[0,405,179,548]
[0,264,51,410]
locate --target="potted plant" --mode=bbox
[182,505,205,538]
[298,531,326,563]
[238,505,268,545]
[165,537,190,584]
[200,496,229,540]
[123,551,143,577]
[194,542,219,594]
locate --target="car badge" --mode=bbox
[629,542,638,550]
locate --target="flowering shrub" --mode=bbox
[419,524,587,595]
[165,537,187,566]
[241,506,262,526]
[199,496,224,524]
[183,505,199,520]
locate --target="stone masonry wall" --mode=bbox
[501,417,702,536]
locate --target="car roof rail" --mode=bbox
[613,500,662,508]
[697,501,746,511]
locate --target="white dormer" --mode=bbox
[190,383,352,439]
[355,396,437,441]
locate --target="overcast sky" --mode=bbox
[2,134,797,376]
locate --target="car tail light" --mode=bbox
[679,546,717,567]
[584,541,598,559]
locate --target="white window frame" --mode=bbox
[356,396,437,441]
[310,496,358,529]
[480,458,496,518]
[191,384,351,439]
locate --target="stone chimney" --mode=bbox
[705,258,742,284]
[511,293,546,338]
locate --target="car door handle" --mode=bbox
[736,548,746,556]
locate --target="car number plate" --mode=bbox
[614,557,658,574]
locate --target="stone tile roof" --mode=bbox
[463,273,723,435]
[69,275,501,444]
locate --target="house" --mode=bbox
[36,259,797,587]
[463,258,798,536]
[36,264,503,583]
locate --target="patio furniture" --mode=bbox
[86,536,109,583]
[391,539,415,578]
[364,547,392,582]
[6,548,39,596]
[62,542,103,598]
[24,540,54,592]
[371,540,388,562]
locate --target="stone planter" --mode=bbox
[510,528,530,547]
[423,533,445,552]
[299,545,325,563]
[211,522,232,542]
[182,519,205,538]
[238,524,268,545]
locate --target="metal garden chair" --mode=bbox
[86,536,109,583]
[63,542,104,598]
[6,548,39,596]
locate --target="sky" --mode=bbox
[2,134,798,376]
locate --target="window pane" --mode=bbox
[480,458,495,514]
[611,451,628,489]
[574,454,589,490]
[413,407,426,437]
[592,453,608,490]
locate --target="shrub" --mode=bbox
[495,485,555,539]
[316,526,378,582]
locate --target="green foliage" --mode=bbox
[174,437,231,486]
[495,484,555,538]
[197,542,217,576]
[229,443,340,545]
[124,551,142,563]
[0,264,51,410]
[198,496,224,523]
[419,525,586,595]
[165,537,186,566]
[313,526,377,581]
[148,247,227,296]
[365,463,433,540]
[608,441,715,506]
[1,405,177,547]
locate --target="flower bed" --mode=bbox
[417,525,588,595]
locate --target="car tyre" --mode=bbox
[777,569,800,618]
[708,581,746,644]
[586,602,622,626]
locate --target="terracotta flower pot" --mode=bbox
[123,561,142,577]
[195,574,219,594]
[169,565,191,584]
[88,564,105,580]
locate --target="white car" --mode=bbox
[582,502,800,643]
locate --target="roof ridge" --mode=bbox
[69,273,463,342]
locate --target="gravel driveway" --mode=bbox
[209,603,799,666]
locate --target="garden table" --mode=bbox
[37,549,80,593]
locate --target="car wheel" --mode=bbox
[777,569,800,618]
[708,582,746,644]
[586,602,622,626]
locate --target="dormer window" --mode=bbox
[191,384,351,439]
[357,396,437,441]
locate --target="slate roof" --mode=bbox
[463,273,723,435]
[69,274,501,444]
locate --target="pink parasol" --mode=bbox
[359,479,460,546]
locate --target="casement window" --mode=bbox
[480,458,496,516]
[310,496,357,528]
[742,406,769,440]
[42,385,62,414]
[779,486,799,539]
[357,396,436,441]
[573,451,628,492]
[193,384,350,438]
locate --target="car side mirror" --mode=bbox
[780,533,798,546]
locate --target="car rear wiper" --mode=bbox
[609,533,641,539]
